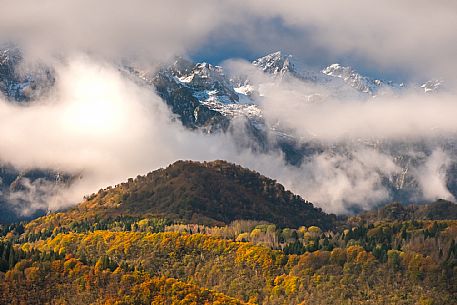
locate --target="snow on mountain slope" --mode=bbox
[158,58,263,121]
[249,52,379,101]
[250,51,411,99]
[174,60,239,104]
[252,51,297,78]
[322,63,383,94]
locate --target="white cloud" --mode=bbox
[415,149,455,202]
[238,0,457,82]
[0,0,236,64]
[2,0,457,82]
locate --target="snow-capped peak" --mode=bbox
[252,51,295,77]
[322,63,347,76]
[322,63,384,95]
[420,80,443,93]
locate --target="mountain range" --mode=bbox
[0,46,454,222]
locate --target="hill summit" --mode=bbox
[77,160,335,229]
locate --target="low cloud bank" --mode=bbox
[1,57,455,216]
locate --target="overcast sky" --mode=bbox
[1,0,457,82]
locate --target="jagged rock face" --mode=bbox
[176,60,240,104]
[322,63,383,94]
[150,67,231,132]
[126,64,231,132]
[252,51,296,78]
[0,47,55,102]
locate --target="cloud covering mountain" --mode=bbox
[0,0,456,217]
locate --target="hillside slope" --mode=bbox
[1,161,456,305]
[73,160,335,229]
[353,200,457,223]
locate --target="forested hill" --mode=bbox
[0,160,456,304]
[73,160,335,229]
[353,200,457,223]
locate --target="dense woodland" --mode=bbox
[0,161,456,304]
